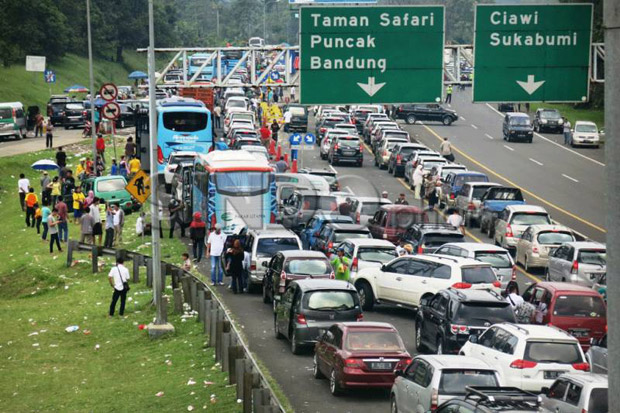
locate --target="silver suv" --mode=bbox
[546,241,606,286]
[541,373,608,413]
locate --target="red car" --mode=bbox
[367,205,428,243]
[521,282,607,350]
[313,322,411,396]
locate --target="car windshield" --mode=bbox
[540,110,561,120]
[169,155,194,165]
[524,341,583,364]
[285,259,329,275]
[305,290,356,311]
[510,116,530,126]
[357,247,397,263]
[288,107,306,116]
[553,295,606,318]
[487,189,523,201]
[423,234,465,247]
[461,266,497,284]
[455,175,487,186]
[333,231,370,242]
[588,388,608,412]
[510,213,550,225]
[438,370,499,395]
[577,249,606,265]
[575,124,598,133]
[163,112,208,132]
[302,196,337,211]
[441,168,466,178]
[256,238,299,257]
[537,231,574,245]
[360,202,384,215]
[339,139,359,148]
[452,303,516,325]
[344,331,405,351]
[385,132,408,140]
[474,251,512,269]
[96,178,126,192]
[233,114,254,122]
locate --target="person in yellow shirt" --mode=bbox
[128,157,141,175]
[34,203,43,235]
[76,160,86,180]
[72,187,86,224]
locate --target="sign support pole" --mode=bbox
[146,0,174,338]
[86,0,97,164]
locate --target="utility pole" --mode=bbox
[85,0,97,163]
[146,0,174,338]
[605,0,619,408]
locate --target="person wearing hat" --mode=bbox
[330,247,351,282]
[206,223,227,286]
[395,193,409,205]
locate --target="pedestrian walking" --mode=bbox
[206,224,227,286]
[18,173,30,211]
[283,110,292,131]
[412,165,424,199]
[34,113,44,137]
[48,176,62,205]
[270,120,280,143]
[80,206,94,244]
[189,212,206,262]
[90,198,103,246]
[290,86,296,102]
[96,134,106,163]
[225,239,244,294]
[394,193,409,205]
[260,123,271,149]
[108,257,130,317]
[72,187,85,224]
[56,147,67,168]
[563,118,572,145]
[113,205,125,245]
[48,208,63,253]
[34,203,42,234]
[440,137,455,162]
[447,208,465,234]
[45,120,54,148]
[168,197,185,238]
[41,202,51,240]
[55,198,69,242]
[25,188,38,227]
[505,283,524,309]
[213,104,222,129]
[241,249,251,293]
[104,203,116,248]
[426,167,441,211]
[40,171,51,205]
[124,136,136,159]
[136,212,146,237]
[445,85,453,104]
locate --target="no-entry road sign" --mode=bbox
[100,83,118,101]
[473,4,593,103]
[102,102,121,120]
[300,6,445,105]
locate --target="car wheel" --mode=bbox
[357,282,374,311]
[406,115,416,125]
[415,322,427,353]
[436,337,444,355]
[262,282,271,304]
[329,369,343,396]
[274,317,284,339]
[313,354,325,379]
[391,396,399,413]
[291,329,302,355]
[442,116,453,126]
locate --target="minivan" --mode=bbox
[368,205,429,243]
[503,112,534,143]
[0,102,27,140]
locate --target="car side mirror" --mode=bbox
[380,264,387,272]
[468,335,478,344]
[394,369,404,377]
[541,387,549,396]
[261,262,269,268]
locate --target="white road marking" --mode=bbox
[460,116,466,121]
[503,145,514,151]
[529,158,544,166]
[485,134,494,140]
[471,124,478,129]
[485,103,605,167]
[562,174,579,183]
[328,164,337,174]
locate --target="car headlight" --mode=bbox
[541,119,548,124]
[454,113,458,118]
[558,119,564,124]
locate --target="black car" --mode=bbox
[502,113,533,143]
[47,96,73,126]
[415,288,516,354]
[314,223,371,254]
[352,109,372,134]
[497,103,516,112]
[394,104,458,126]
[533,108,563,133]
[283,104,308,133]
[328,136,363,167]
[399,223,465,254]
[115,104,137,129]
[386,143,426,177]
[62,102,87,129]
[274,279,362,354]
[434,387,542,413]
[316,116,346,143]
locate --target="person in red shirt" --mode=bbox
[96,134,106,163]
[85,157,93,176]
[260,124,271,149]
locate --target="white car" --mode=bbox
[459,323,589,392]
[225,96,249,114]
[336,238,397,279]
[320,129,349,159]
[494,204,551,251]
[391,355,501,413]
[571,121,600,148]
[546,241,606,287]
[163,151,197,193]
[224,111,255,134]
[354,255,500,311]
[437,163,467,180]
[349,196,392,226]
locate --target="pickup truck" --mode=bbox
[479,186,525,238]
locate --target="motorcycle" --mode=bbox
[82,120,92,138]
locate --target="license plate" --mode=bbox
[544,371,565,379]
[569,329,589,338]
[342,151,355,156]
[369,362,392,370]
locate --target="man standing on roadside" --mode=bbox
[330,248,351,282]
[395,193,409,205]
[563,118,572,145]
[45,119,54,148]
[96,134,106,163]
[18,173,30,211]
[206,224,227,286]
[275,156,288,173]
[168,197,185,238]
[440,137,454,162]
[113,205,125,245]
[108,257,130,317]
[34,113,44,137]
[445,85,453,104]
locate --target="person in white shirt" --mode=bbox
[505,284,524,308]
[447,209,465,234]
[113,205,125,245]
[18,173,30,211]
[290,86,296,102]
[206,224,227,286]
[108,257,130,316]
[241,250,251,293]
[136,212,145,237]
[283,110,292,127]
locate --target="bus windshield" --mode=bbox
[163,112,208,132]
[214,171,269,196]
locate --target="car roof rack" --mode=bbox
[465,386,541,409]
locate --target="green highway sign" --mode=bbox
[473,4,593,103]
[299,6,444,105]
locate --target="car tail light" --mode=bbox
[320,127,326,133]
[356,212,360,224]
[250,261,257,271]
[350,119,355,125]
[417,246,423,254]
[492,281,501,288]
[334,144,339,151]
[450,324,470,334]
[280,271,287,282]
[396,358,412,370]
[329,271,335,280]
[356,313,364,321]
[351,257,358,272]
[359,144,363,152]
[572,362,590,371]
[82,110,88,117]
[431,389,438,411]
[296,314,307,325]
[270,212,276,223]
[450,193,455,199]
[396,155,402,164]
[571,260,579,274]
[532,246,539,254]
[157,145,164,164]
[510,359,538,369]
[467,202,475,211]
[345,358,363,368]
[327,241,333,251]
[452,282,472,289]
[505,225,514,238]
[511,266,517,280]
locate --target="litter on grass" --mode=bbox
[65,325,79,333]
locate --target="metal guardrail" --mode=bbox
[66,240,287,413]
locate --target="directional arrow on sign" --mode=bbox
[516,75,545,95]
[357,77,386,97]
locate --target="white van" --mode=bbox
[0,102,26,140]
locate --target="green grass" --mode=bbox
[529,103,605,129]
[0,143,241,412]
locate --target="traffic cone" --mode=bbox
[291,159,298,173]
[269,139,276,156]
[276,144,282,159]
[284,153,289,165]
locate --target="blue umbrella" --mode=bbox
[128,71,148,80]
[31,159,59,170]
[64,84,89,93]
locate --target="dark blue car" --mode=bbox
[299,212,353,250]
[441,171,489,207]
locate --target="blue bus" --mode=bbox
[188,53,216,81]
[192,150,276,233]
